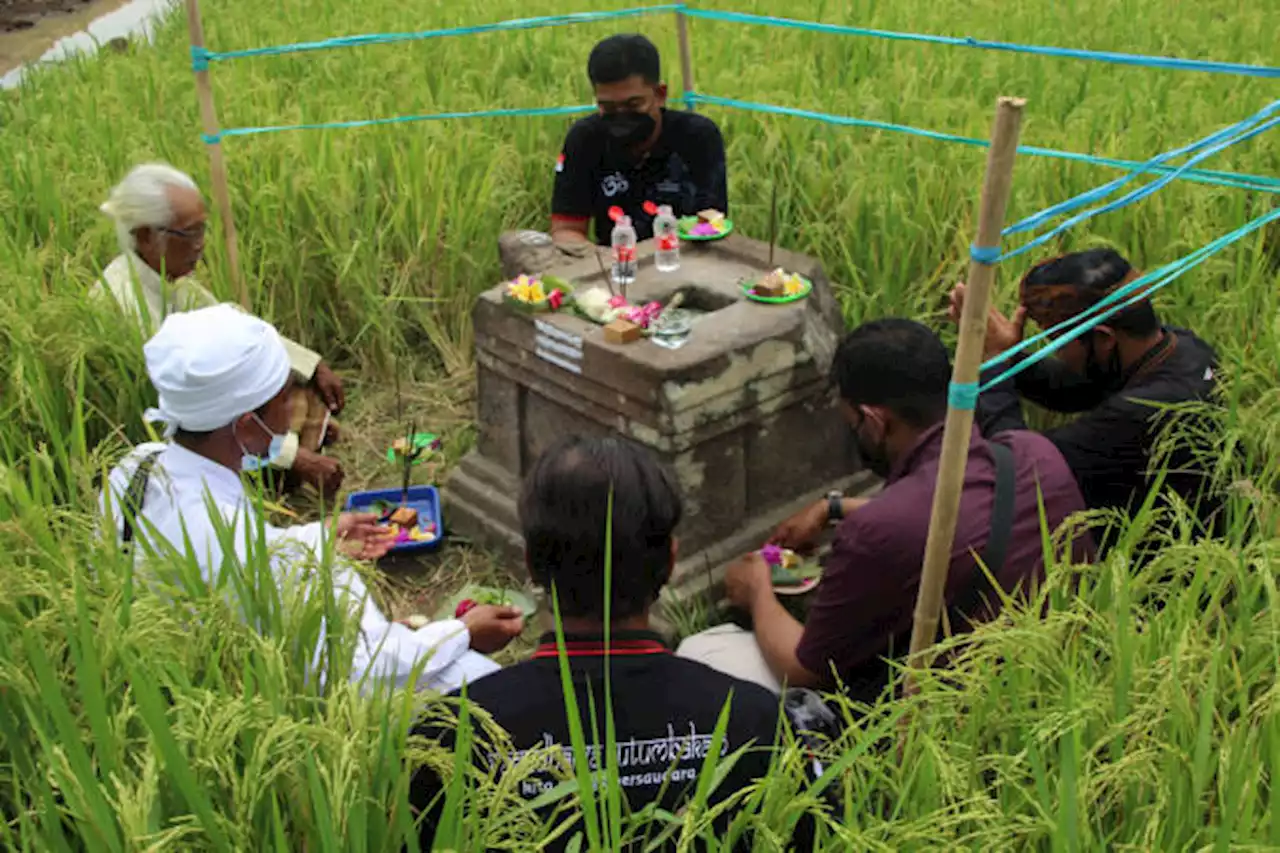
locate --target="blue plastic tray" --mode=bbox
[343,485,444,554]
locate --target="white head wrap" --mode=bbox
[143,304,291,437]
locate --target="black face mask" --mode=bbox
[854,418,893,480]
[601,111,656,149]
[1084,334,1124,392]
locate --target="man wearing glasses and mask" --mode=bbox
[549,33,728,249]
[92,162,347,496]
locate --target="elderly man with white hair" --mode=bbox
[100,304,525,693]
[91,161,346,496]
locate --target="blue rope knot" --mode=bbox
[948,381,980,410]
[969,244,1001,265]
[190,46,212,72]
[200,132,221,145]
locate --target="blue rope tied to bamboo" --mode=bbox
[191,5,680,64]
[201,104,595,143]
[688,96,1280,194]
[968,245,1001,265]
[995,105,1280,262]
[948,382,980,410]
[190,46,211,72]
[680,8,1280,79]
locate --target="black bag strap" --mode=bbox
[121,449,163,547]
[947,440,1017,626]
[979,441,1017,576]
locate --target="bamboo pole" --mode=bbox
[185,0,247,308]
[675,8,696,111]
[904,96,1026,694]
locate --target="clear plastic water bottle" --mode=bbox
[653,205,680,272]
[611,214,637,289]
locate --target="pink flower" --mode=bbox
[548,289,564,310]
[608,294,628,309]
[761,543,784,567]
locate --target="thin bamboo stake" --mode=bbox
[767,180,779,268]
[185,0,247,308]
[675,8,696,111]
[904,96,1026,695]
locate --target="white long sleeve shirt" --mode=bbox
[100,442,500,693]
[91,253,322,469]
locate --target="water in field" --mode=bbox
[1,0,175,90]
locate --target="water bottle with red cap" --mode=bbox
[609,205,637,289]
[647,200,680,273]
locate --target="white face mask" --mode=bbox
[236,413,287,472]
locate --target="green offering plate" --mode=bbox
[742,274,813,305]
[434,583,538,622]
[385,432,441,465]
[769,548,822,596]
[677,216,734,242]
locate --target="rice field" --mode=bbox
[1,0,1278,848]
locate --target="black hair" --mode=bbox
[829,319,950,428]
[1023,248,1161,336]
[519,435,682,622]
[587,34,661,86]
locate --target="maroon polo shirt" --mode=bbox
[795,424,1093,698]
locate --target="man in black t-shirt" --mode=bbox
[408,436,807,851]
[550,33,728,247]
[950,248,1224,539]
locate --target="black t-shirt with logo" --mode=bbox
[408,631,802,851]
[552,110,729,246]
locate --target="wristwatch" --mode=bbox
[826,490,844,524]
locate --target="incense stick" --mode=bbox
[595,249,614,298]
[768,181,779,268]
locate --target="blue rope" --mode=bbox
[201,104,596,143]
[997,111,1280,262]
[194,5,679,65]
[689,95,1280,195]
[190,46,210,72]
[979,205,1280,385]
[681,8,1280,79]
[948,382,980,410]
[969,245,1001,265]
[1002,100,1280,238]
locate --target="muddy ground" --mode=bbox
[2,0,95,33]
[1,0,126,75]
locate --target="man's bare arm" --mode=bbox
[749,585,822,689]
[551,216,591,247]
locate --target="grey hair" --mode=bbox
[100,163,199,254]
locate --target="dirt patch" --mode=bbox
[2,0,95,34]
[1,0,128,76]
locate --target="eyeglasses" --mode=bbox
[160,223,206,241]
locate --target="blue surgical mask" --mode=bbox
[237,413,287,472]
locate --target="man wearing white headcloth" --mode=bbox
[100,304,525,693]
[91,161,346,496]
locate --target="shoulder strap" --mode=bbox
[121,449,163,547]
[947,441,1017,626]
[979,441,1017,575]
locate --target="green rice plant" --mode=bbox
[3,0,1280,849]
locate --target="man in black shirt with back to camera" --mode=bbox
[551,33,728,247]
[408,436,805,851]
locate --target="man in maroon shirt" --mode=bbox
[684,319,1094,702]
